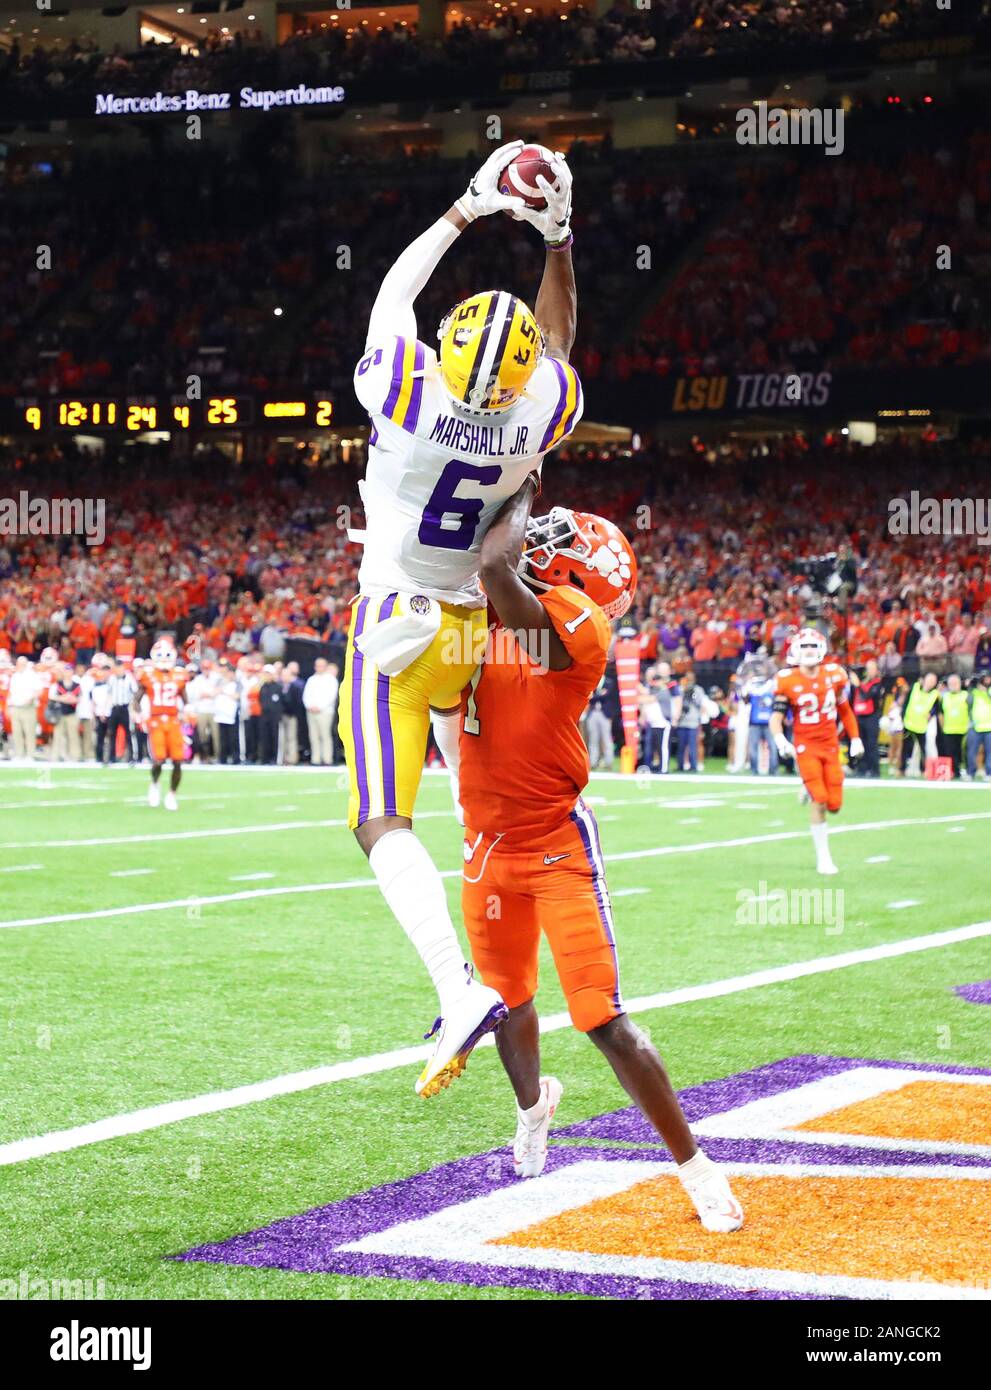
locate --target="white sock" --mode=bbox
[430,707,461,776]
[368,829,469,1013]
[519,1087,548,1126]
[677,1149,718,1186]
[811,820,831,864]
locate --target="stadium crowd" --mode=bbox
[629,134,991,380]
[2,0,982,108]
[2,432,989,773]
[1,142,712,403]
[5,125,990,408]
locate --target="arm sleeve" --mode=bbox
[365,216,461,348]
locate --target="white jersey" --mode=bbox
[353,334,583,607]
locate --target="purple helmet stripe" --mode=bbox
[376,593,399,816]
[350,598,370,824]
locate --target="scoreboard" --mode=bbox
[4,393,337,434]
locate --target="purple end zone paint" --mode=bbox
[955,980,991,1005]
[173,1054,991,1300]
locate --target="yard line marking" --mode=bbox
[109,869,155,879]
[3,809,991,931]
[865,855,890,864]
[0,864,43,873]
[679,818,701,825]
[0,793,796,848]
[230,872,275,882]
[947,826,967,833]
[3,917,990,1167]
[888,900,922,911]
[611,887,648,898]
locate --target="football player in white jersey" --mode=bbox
[341,139,583,1098]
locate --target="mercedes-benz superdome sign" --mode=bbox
[94,85,347,116]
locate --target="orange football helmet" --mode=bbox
[520,506,638,621]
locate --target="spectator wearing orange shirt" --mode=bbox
[68,615,98,665]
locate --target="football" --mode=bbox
[499,142,559,210]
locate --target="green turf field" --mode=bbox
[1,761,989,1300]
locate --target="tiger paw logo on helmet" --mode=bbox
[521,506,638,621]
[437,290,543,416]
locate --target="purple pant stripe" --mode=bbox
[350,598,370,823]
[376,593,399,816]
[569,800,622,1012]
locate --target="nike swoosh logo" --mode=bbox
[543,853,570,865]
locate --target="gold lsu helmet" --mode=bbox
[437,290,543,416]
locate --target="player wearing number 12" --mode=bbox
[340,140,583,1097]
[138,639,188,812]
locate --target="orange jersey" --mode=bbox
[138,667,188,720]
[774,662,855,747]
[459,586,611,845]
[0,668,9,710]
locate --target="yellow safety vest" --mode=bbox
[904,683,939,735]
[941,690,969,735]
[970,685,991,733]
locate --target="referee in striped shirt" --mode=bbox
[105,663,137,764]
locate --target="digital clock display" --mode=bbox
[11,393,335,433]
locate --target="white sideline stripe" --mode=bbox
[230,872,275,882]
[888,900,922,911]
[109,869,155,879]
[865,855,890,864]
[0,795,668,849]
[611,887,648,898]
[3,918,989,1168]
[0,864,43,874]
[6,799,991,855]
[3,808,991,932]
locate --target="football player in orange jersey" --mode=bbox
[456,486,744,1233]
[138,638,189,811]
[770,627,864,875]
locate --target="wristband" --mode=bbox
[546,232,573,251]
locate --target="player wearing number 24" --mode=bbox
[338,140,582,1098]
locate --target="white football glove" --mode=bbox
[774,733,796,761]
[455,140,526,223]
[849,737,864,761]
[513,152,573,245]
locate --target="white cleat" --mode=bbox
[683,1168,745,1234]
[415,976,508,1098]
[513,1076,563,1179]
[164,790,178,812]
[817,860,839,875]
[147,783,161,808]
